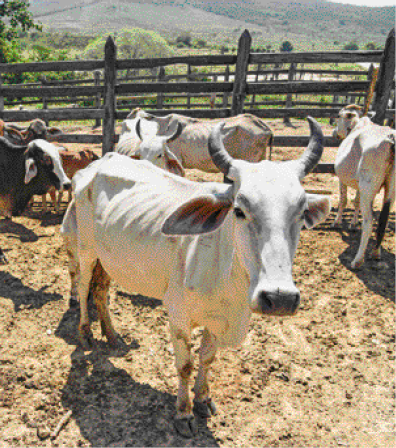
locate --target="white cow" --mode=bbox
[61,117,330,437]
[332,105,395,269]
[115,108,274,173]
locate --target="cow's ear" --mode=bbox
[24,158,38,184]
[162,194,232,235]
[303,194,331,229]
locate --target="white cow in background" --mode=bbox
[61,117,330,437]
[115,108,274,173]
[332,105,395,269]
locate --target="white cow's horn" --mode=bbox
[208,122,234,175]
[296,116,324,179]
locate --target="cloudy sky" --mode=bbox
[329,0,395,6]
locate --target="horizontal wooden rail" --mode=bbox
[0,108,103,121]
[249,51,383,65]
[0,59,104,74]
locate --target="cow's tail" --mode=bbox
[375,134,395,251]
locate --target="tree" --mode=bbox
[82,28,174,60]
[0,0,42,62]
[280,41,293,53]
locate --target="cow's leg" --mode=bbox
[169,323,197,438]
[351,189,375,269]
[41,194,48,213]
[64,237,79,307]
[350,190,360,228]
[78,256,97,349]
[193,328,217,418]
[55,189,63,213]
[332,182,348,227]
[372,180,395,260]
[90,260,118,347]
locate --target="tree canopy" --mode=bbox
[82,28,174,60]
[0,0,41,40]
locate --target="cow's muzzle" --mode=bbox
[251,287,300,316]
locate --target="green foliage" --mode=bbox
[82,28,174,60]
[176,32,192,47]
[0,0,41,40]
[343,42,359,51]
[0,0,42,63]
[280,41,293,53]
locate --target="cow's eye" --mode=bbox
[234,207,246,219]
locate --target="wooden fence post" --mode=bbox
[157,66,165,109]
[363,64,379,116]
[94,70,102,128]
[284,63,296,124]
[103,36,117,155]
[41,76,49,126]
[231,30,252,116]
[372,27,395,125]
[222,64,230,109]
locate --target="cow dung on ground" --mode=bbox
[0,120,394,448]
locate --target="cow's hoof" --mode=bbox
[193,398,217,418]
[79,326,94,350]
[174,416,198,438]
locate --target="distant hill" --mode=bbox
[29,0,395,50]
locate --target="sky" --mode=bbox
[329,0,395,6]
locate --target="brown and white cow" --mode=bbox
[42,148,99,213]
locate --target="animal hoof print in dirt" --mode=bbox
[193,398,217,418]
[174,416,198,438]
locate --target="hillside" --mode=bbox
[29,0,395,50]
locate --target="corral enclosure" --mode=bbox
[0,28,395,447]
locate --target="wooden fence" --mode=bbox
[0,28,394,173]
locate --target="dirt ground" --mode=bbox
[0,119,394,448]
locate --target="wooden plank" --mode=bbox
[0,60,104,74]
[232,30,252,115]
[116,55,237,70]
[249,51,383,65]
[247,81,369,95]
[0,109,103,122]
[103,36,117,155]
[50,134,103,144]
[116,82,233,95]
[0,85,103,98]
[116,108,231,120]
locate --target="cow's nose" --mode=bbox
[63,181,72,191]
[254,290,300,316]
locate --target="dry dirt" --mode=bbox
[0,119,394,448]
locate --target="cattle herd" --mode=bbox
[0,108,394,438]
